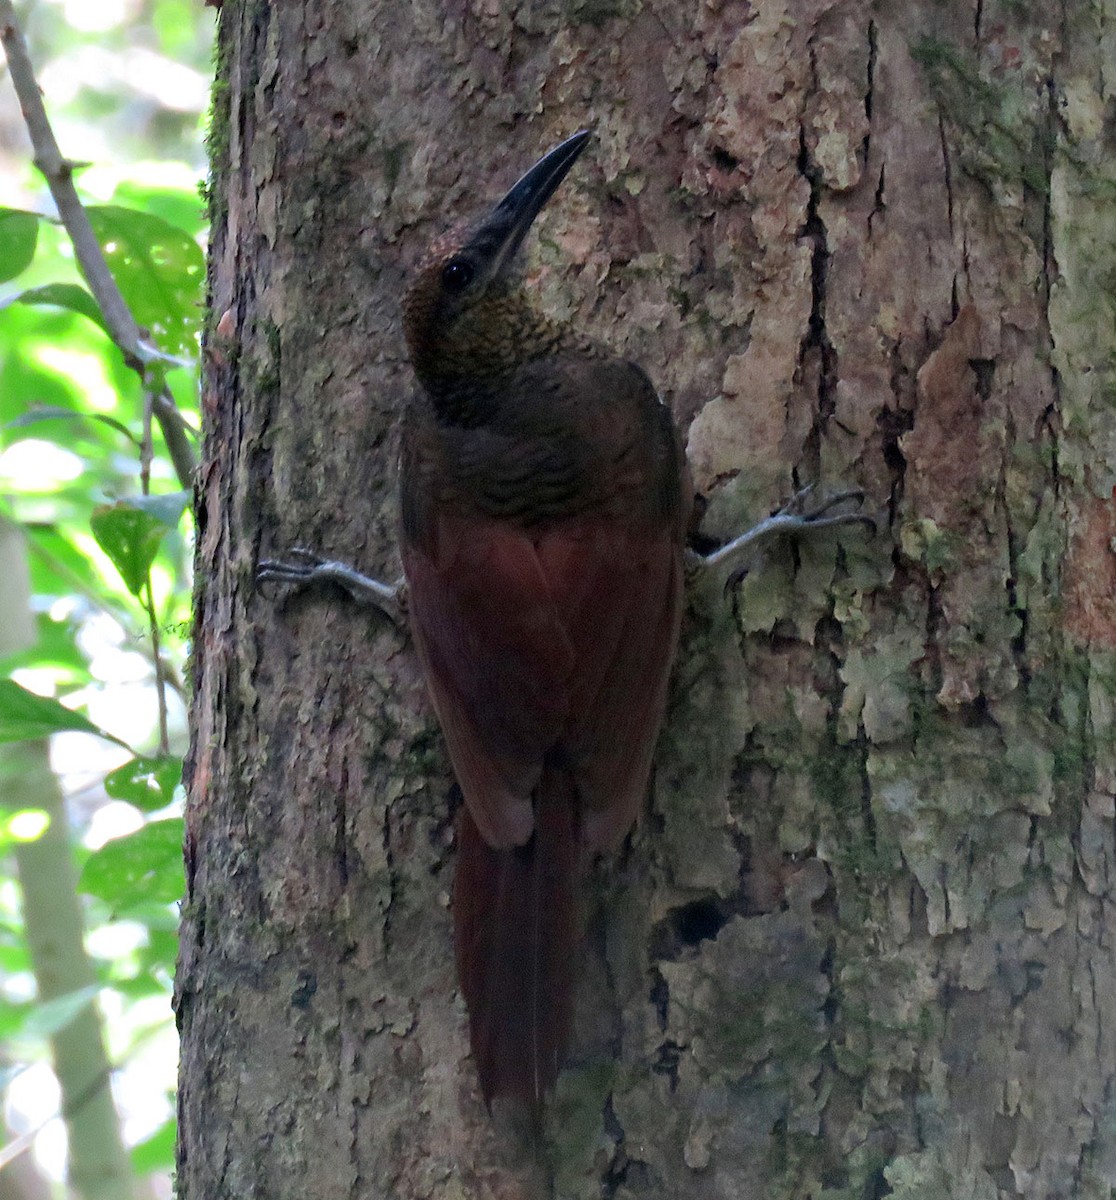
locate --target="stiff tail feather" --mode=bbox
[453,765,579,1108]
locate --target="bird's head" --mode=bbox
[402,130,591,399]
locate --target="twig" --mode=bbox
[140,390,154,495]
[136,393,171,755]
[0,1123,37,1173]
[143,578,170,756]
[0,1064,115,1172]
[0,1,197,490]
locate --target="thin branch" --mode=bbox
[0,1,197,490]
[0,1123,38,1174]
[140,390,155,495]
[0,1064,115,1173]
[144,577,170,756]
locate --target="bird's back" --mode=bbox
[401,348,687,1104]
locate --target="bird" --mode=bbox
[258,129,871,1113]
[397,129,688,1110]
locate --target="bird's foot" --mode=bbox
[257,548,406,625]
[690,487,876,591]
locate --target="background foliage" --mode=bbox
[0,0,213,1192]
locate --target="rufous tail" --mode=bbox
[453,765,579,1108]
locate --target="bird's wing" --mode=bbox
[535,520,684,850]
[404,508,683,851]
[402,511,577,847]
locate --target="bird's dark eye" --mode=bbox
[441,258,475,292]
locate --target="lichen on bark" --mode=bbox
[180,1,1116,1197]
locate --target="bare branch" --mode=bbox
[0,0,198,490]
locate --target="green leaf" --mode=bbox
[0,678,115,744]
[86,206,204,359]
[0,610,88,682]
[90,499,174,595]
[131,1116,176,1174]
[128,490,191,528]
[111,967,172,1002]
[0,985,100,1042]
[6,283,109,334]
[0,209,40,283]
[113,179,205,238]
[6,403,138,444]
[79,818,185,907]
[20,525,113,611]
[115,901,180,936]
[24,985,101,1038]
[104,755,182,812]
[0,302,124,431]
[139,925,179,973]
[0,941,31,977]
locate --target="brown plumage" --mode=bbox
[399,131,689,1108]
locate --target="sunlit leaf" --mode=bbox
[80,902,178,994]
[0,941,31,977]
[111,972,171,1002]
[24,985,101,1038]
[104,755,182,812]
[0,678,116,744]
[114,178,204,236]
[90,499,173,595]
[141,925,179,971]
[129,490,190,527]
[6,283,109,334]
[0,985,100,1042]
[116,175,205,232]
[131,1115,176,1174]
[0,209,40,283]
[0,354,83,425]
[22,525,109,605]
[0,609,88,682]
[79,818,185,907]
[87,206,204,359]
[0,1004,34,1041]
[0,302,129,430]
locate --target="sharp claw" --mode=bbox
[723,564,750,596]
[792,512,876,534]
[781,486,865,523]
[258,558,318,586]
[805,488,864,518]
[259,552,320,594]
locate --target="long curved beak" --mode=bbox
[467,130,591,279]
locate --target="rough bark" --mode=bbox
[178,1,1116,1198]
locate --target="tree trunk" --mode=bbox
[177,2,1116,1197]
